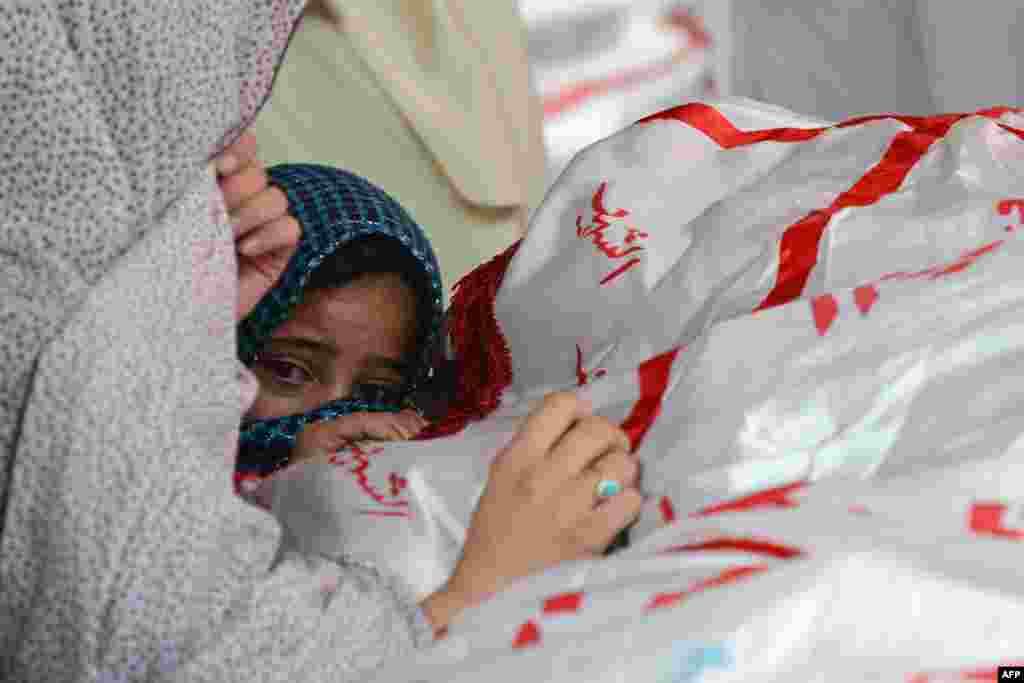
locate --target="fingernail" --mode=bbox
[217,153,238,175]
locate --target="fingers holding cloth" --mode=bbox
[422,392,643,629]
[212,132,302,321]
[290,410,430,466]
[516,395,641,550]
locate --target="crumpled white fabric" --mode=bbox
[271,97,1024,681]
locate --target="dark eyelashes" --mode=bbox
[254,352,407,401]
[254,353,314,385]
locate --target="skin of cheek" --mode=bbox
[245,273,419,420]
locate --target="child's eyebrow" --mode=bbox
[268,336,337,357]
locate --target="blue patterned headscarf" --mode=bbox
[236,164,444,478]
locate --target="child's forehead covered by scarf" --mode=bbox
[237,164,445,466]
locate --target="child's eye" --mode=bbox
[255,354,314,386]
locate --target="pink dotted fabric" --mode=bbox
[0,3,432,682]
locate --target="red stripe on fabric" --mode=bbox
[542,591,584,615]
[972,105,1019,121]
[357,510,410,518]
[664,536,805,559]
[932,240,1003,277]
[512,620,541,648]
[688,563,768,593]
[755,211,828,309]
[811,294,839,336]
[659,496,677,524]
[999,199,1024,235]
[853,285,879,315]
[640,104,1024,311]
[641,104,1021,150]
[998,123,1024,142]
[639,102,827,148]
[620,347,681,451]
[693,481,806,518]
[647,591,684,611]
[969,502,1024,540]
[837,107,1023,142]
[998,199,1024,217]
[832,130,941,210]
[646,564,768,611]
[755,129,942,311]
[835,112,962,135]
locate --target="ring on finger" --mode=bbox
[595,479,623,500]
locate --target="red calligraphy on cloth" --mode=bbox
[576,182,650,286]
[328,443,410,517]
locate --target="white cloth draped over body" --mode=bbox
[272,98,1024,681]
[0,3,433,682]
[5,2,1024,681]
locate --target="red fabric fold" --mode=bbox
[416,240,521,439]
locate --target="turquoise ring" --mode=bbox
[596,479,623,499]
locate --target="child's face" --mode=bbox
[246,272,418,420]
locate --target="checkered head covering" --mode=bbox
[236,164,444,478]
